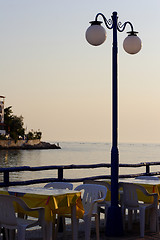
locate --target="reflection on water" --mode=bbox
[0,150,22,166]
[0,150,23,182]
[0,149,58,183]
[0,142,160,186]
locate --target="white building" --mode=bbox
[0,96,6,135]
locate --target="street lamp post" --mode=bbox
[85,11,142,236]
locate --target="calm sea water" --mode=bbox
[0,142,160,186]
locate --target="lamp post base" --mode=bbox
[105,205,123,236]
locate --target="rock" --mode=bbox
[0,141,61,150]
[22,141,61,149]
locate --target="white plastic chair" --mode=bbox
[135,175,160,218]
[44,182,73,190]
[121,182,159,238]
[0,194,45,240]
[83,180,111,224]
[74,184,107,240]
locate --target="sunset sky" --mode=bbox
[0,1,160,143]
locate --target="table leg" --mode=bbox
[71,205,78,240]
[45,221,52,240]
[149,208,157,232]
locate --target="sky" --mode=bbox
[0,0,160,144]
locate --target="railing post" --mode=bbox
[58,168,63,181]
[57,167,64,232]
[146,164,150,175]
[4,171,9,186]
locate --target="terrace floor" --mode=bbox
[10,219,160,240]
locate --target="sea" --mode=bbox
[0,142,160,187]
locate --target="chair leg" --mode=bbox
[84,216,92,240]
[156,209,159,233]
[105,205,109,225]
[62,217,66,237]
[128,209,133,231]
[139,208,145,238]
[121,206,126,230]
[133,210,138,222]
[97,206,101,225]
[54,216,60,239]
[8,229,15,240]
[4,229,9,240]
[0,227,2,240]
[149,207,158,233]
[17,226,26,240]
[95,214,99,240]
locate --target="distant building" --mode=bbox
[0,96,6,135]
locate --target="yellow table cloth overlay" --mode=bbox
[0,189,84,222]
[104,180,160,204]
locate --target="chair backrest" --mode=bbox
[44,182,73,190]
[74,184,107,214]
[0,195,20,227]
[121,183,144,208]
[83,180,111,191]
[135,176,159,180]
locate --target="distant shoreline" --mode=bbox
[0,140,61,150]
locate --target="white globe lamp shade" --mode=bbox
[85,21,107,46]
[123,32,142,54]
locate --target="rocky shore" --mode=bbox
[20,141,61,150]
[0,140,61,150]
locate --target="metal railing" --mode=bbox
[0,162,160,187]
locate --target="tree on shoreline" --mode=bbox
[26,129,42,140]
[3,106,42,141]
[4,106,25,141]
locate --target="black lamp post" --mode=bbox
[85,11,142,236]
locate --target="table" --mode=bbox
[100,178,160,202]
[0,186,84,240]
[87,179,160,204]
[120,178,160,203]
